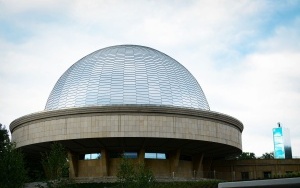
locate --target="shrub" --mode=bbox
[117,157,155,188]
[135,162,155,188]
[117,157,135,187]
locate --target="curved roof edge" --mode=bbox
[10,105,243,133]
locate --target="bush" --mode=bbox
[117,157,155,188]
[36,178,77,188]
[135,162,155,188]
[117,157,135,187]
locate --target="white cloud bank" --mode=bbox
[0,0,299,157]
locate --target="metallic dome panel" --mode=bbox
[45,45,209,110]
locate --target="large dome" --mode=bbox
[45,45,210,110]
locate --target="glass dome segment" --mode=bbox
[45,45,210,110]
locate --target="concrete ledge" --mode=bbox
[218,177,300,188]
[10,105,243,132]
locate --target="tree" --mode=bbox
[260,152,274,159]
[236,152,256,160]
[0,123,10,153]
[117,156,155,188]
[41,142,69,180]
[0,123,27,188]
[134,162,155,188]
[117,157,135,187]
[38,142,73,188]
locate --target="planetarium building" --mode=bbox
[10,45,243,179]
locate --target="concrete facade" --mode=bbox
[209,159,300,181]
[10,105,243,179]
[11,106,242,149]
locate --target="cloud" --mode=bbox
[197,16,300,156]
[0,0,299,157]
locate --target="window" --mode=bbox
[109,152,138,159]
[82,153,101,160]
[179,155,192,161]
[123,152,138,159]
[241,172,249,180]
[145,153,166,159]
[263,171,272,179]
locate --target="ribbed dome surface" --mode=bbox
[45,45,209,110]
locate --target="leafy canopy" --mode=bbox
[41,142,69,180]
[0,123,27,188]
[236,152,256,160]
[0,123,10,153]
[260,152,274,159]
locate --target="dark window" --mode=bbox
[241,172,249,180]
[79,154,85,160]
[179,155,192,161]
[109,152,138,159]
[109,152,122,158]
[123,152,138,159]
[263,171,272,179]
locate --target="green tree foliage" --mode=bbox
[0,123,27,188]
[41,142,69,180]
[117,157,135,187]
[0,123,10,153]
[117,157,155,188]
[134,162,155,188]
[26,157,46,181]
[260,152,274,159]
[236,152,256,160]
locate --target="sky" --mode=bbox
[0,0,299,158]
